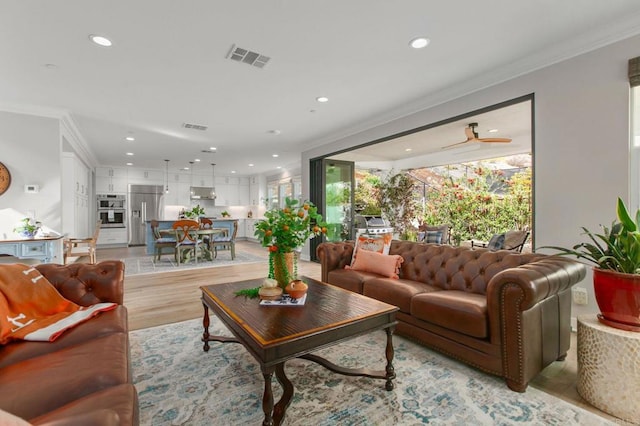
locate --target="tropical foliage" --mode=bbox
[543,197,640,274]
[422,165,531,243]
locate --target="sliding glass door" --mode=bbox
[309,158,355,260]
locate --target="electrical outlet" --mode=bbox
[572,287,588,305]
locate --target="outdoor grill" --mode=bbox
[354,215,394,235]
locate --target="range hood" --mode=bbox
[190,186,216,201]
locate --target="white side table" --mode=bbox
[577,315,640,423]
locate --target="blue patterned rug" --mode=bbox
[123,251,265,276]
[131,318,612,426]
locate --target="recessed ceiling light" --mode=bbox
[194,158,200,162]
[125,136,135,141]
[126,163,133,166]
[316,96,329,103]
[488,129,499,133]
[277,166,282,169]
[272,154,279,158]
[231,170,236,174]
[409,37,430,49]
[89,34,112,47]
[126,152,134,156]
[405,148,412,152]
[209,147,217,151]
[248,163,254,167]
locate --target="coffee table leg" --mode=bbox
[384,326,396,391]
[273,363,293,425]
[202,302,210,352]
[261,366,275,426]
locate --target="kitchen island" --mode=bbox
[145,219,239,255]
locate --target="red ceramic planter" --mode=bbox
[593,268,640,332]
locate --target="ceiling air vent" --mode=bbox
[226,44,270,69]
[182,123,208,131]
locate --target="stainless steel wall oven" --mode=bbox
[97,194,127,228]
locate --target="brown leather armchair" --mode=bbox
[0,261,138,425]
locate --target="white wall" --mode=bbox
[303,32,640,320]
[0,111,62,232]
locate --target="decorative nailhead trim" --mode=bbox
[500,283,524,385]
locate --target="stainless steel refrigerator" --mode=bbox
[128,184,164,246]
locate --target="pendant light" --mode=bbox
[189,161,194,196]
[211,163,217,199]
[164,159,169,193]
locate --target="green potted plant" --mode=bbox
[221,211,230,218]
[254,197,327,288]
[13,217,40,238]
[184,204,206,220]
[544,197,640,331]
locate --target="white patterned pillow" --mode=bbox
[350,232,393,266]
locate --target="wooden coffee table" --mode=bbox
[200,276,398,426]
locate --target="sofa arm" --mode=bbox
[35,261,125,306]
[316,241,355,283]
[486,256,586,391]
[487,256,586,314]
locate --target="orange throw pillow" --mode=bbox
[350,249,403,279]
[351,232,393,266]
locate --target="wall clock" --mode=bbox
[0,162,11,196]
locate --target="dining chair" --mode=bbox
[151,219,177,262]
[472,230,530,252]
[213,220,238,260]
[63,220,102,264]
[199,218,217,258]
[172,219,205,265]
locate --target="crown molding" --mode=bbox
[59,113,98,168]
[0,102,98,168]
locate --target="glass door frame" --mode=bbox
[309,158,355,261]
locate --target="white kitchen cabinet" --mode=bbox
[245,219,259,242]
[96,167,128,194]
[238,177,250,205]
[62,153,90,237]
[192,173,213,187]
[214,184,232,206]
[97,227,129,246]
[236,219,246,239]
[249,175,266,206]
[127,169,164,184]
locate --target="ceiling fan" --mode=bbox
[442,122,512,149]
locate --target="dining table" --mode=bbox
[159,227,228,263]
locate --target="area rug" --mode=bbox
[131,318,613,426]
[123,251,265,276]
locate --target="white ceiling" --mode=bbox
[2,1,640,176]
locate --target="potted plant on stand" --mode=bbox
[254,197,327,288]
[544,197,640,331]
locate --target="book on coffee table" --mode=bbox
[259,293,307,306]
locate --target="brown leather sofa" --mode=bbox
[0,261,139,425]
[317,240,586,392]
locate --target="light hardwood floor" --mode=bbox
[94,241,622,424]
